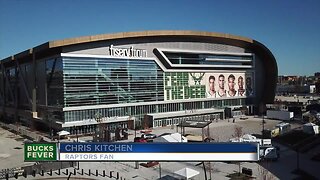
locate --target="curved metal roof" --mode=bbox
[47,30,254,48]
[1,30,277,103]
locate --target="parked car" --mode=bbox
[158,133,172,137]
[134,137,147,143]
[240,115,248,120]
[141,133,157,139]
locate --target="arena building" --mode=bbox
[0,31,277,135]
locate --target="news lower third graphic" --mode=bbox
[24,143,259,161]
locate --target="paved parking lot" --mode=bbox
[0,127,34,170]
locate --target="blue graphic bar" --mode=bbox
[59,143,258,153]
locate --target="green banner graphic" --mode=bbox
[24,143,57,161]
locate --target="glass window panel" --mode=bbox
[63,57,164,107]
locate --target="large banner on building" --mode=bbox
[164,72,254,101]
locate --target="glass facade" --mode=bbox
[164,52,253,66]
[46,58,64,106]
[0,55,249,130]
[0,55,248,127]
[61,56,248,124]
[64,98,244,122]
[63,57,164,107]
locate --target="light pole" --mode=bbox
[58,132,62,170]
[74,126,79,170]
[260,103,266,142]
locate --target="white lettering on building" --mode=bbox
[109,45,147,58]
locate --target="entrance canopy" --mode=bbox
[148,108,224,120]
[177,121,211,129]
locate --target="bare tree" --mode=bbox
[204,162,216,179]
[233,125,243,139]
[233,125,243,176]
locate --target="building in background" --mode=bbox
[0,31,277,134]
[277,74,320,95]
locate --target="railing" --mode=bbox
[0,162,75,179]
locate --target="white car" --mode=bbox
[141,134,157,139]
[240,115,248,120]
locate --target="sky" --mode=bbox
[0,0,319,76]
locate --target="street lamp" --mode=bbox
[260,103,266,142]
[73,125,79,170]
